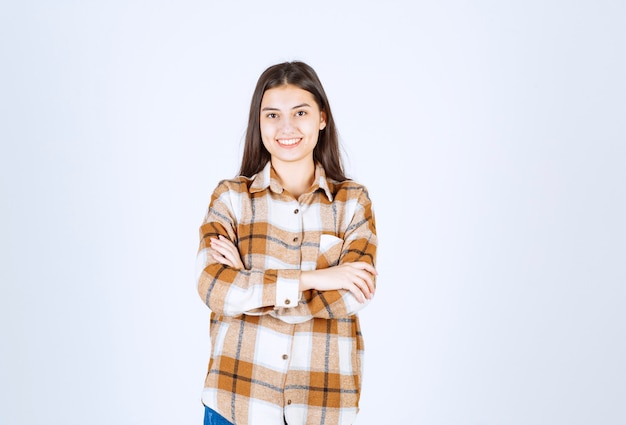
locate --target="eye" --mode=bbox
[266,113,278,119]
[295,110,307,117]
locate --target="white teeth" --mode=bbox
[278,138,300,146]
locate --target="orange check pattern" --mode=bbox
[196,162,377,425]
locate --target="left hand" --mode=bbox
[210,235,245,269]
[300,262,377,303]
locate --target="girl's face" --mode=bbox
[260,84,326,170]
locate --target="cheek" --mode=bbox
[259,123,272,141]
[260,128,275,151]
[260,120,277,133]
[260,136,272,152]
[305,121,323,136]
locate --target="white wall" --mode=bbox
[1,1,625,424]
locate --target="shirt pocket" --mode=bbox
[317,234,344,268]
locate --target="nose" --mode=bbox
[279,116,295,133]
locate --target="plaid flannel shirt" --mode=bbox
[196,162,377,425]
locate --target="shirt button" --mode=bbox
[282,354,288,360]
[294,209,299,214]
[285,299,291,305]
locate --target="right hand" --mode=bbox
[209,235,245,269]
[300,262,377,303]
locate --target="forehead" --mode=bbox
[261,84,318,108]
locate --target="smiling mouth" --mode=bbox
[277,138,301,146]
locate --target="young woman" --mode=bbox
[196,61,378,425]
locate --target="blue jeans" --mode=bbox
[204,406,233,425]
[204,405,288,424]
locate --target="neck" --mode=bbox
[271,159,315,199]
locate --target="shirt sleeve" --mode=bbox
[196,182,302,317]
[271,186,378,323]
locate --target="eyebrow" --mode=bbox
[261,103,312,111]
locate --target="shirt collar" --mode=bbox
[250,161,334,201]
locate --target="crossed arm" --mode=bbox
[209,235,377,304]
[197,182,378,320]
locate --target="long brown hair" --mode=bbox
[238,61,347,181]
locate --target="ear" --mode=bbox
[319,111,327,130]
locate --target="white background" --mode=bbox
[1,1,625,424]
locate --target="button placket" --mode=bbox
[293,203,302,244]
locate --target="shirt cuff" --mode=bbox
[275,270,301,308]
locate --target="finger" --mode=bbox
[354,276,373,300]
[359,262,378,276]
[213,242,235,261]
[210,236,229,249]
[211,235,235,247]
[347,273,373,301]
[218,235,238,251]
[212,252,234,267]
[346,283,366,304]
[351,269,375,295]
[210,241,231,258]
[360,271,376,295]
[356,270,376,296]
[211,237,243,269]
[349,261,378,276]
[210,238,237,259]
